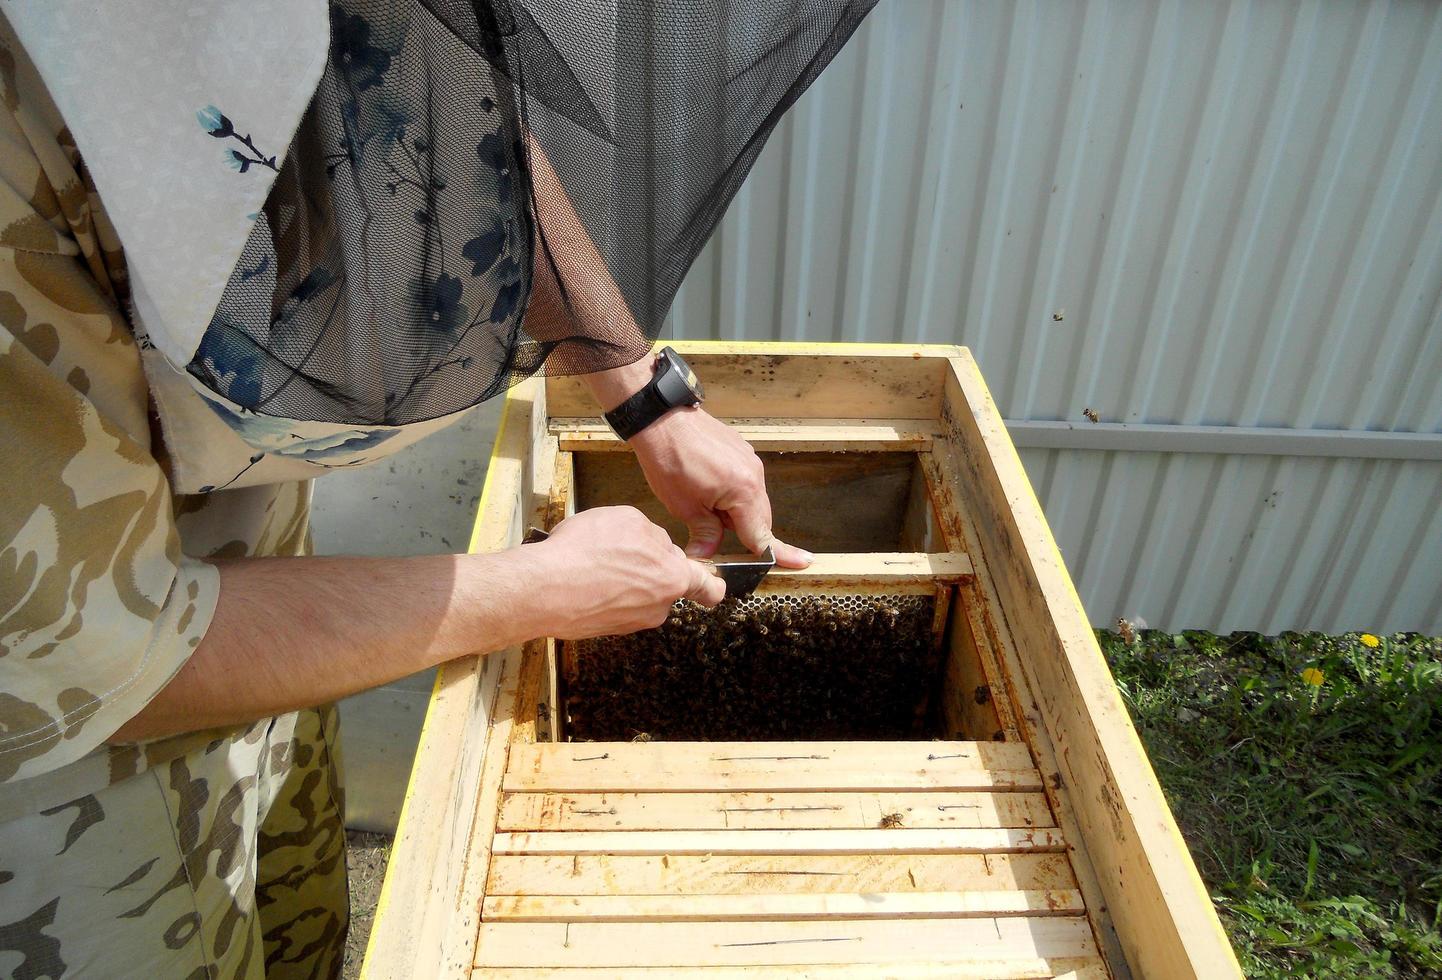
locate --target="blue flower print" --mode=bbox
[491,278,523,325]
[194,327,262,407]
[238,255,272,282]
[331,7,393,91]
[290,267,338,303]
[200,395,402,486]
[461,223,506,277]
[417,273,469,335]
[477,132,512,201]
[196,105,233,138]
[275,427,400,462]
[374,98,411,147]
[198,104,278,173]
[489,257,524,324]
[477,132,507,171]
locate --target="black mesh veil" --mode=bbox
[190,0,876,427]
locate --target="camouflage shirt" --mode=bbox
[0,20,312,824]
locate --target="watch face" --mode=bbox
[683,366,705,401]
[656,348,704,406]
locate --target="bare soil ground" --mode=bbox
[342,830,392,980]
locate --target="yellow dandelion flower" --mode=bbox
[1359,633,1380,648]
[1300,667,1325,687]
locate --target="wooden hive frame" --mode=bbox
[363,343,1241,979]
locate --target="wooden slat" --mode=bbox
[482,890,1085,922]
[508,740,1032,773]
[906,446,946,551]
[493,827,1066,856]
[497,790,1056,831]
[486,852,1078,896]
[478,961,1108,979]
[915,583,955,732]
[539,452,574,743]
[941,584,1009,741]
[959,580,1023,740]
[475,916,1097,967]
[922,438,1123,971]
[552,417,940,452]
[544,344,953,420]
[361,377,547,980]
[736,552,972,597]
[942,353,1239,979]
[503,741,1040,793]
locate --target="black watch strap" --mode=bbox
[605,382,673,440]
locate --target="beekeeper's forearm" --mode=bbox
[108,550,546,742]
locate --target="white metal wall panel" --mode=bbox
[667,0,1442,633]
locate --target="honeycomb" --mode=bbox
[563,592,939,741]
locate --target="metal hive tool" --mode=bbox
[707,545,776,599]
[524,527,776,600]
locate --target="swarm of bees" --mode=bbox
[564,593,936,742]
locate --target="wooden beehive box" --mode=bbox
[363,343,1241,979]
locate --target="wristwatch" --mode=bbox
[604,347,705,440]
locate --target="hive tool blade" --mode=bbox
[711,545,776,599]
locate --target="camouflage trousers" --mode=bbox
[0,706,348,980]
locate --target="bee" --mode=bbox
[565,589,943,743]
[1083,407,1100,424]
[878,812,905,829]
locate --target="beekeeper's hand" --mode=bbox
[627,407,813,568]
[533,506,725,638]
[580,355,812,568]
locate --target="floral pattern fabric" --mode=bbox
[3,0,329,367]
[10,1,527,496]
[152,0,531,493]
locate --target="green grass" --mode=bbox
[1098,629,1442,978]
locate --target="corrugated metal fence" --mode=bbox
[666,0,1442,634]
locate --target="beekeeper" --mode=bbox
[0,1,869,975]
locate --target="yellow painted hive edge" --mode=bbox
[362,391,519,972]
